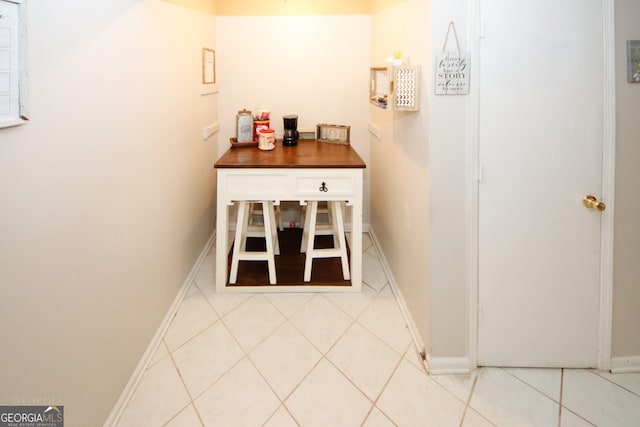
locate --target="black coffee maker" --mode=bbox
[282,114,299,146]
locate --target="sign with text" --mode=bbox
[435,52,470,95]
[0,406,64,427]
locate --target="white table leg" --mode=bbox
[215,196,229,293]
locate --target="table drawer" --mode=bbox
[292,173,356,196]
[226,172,289,196]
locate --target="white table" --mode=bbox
[214,140,366,293]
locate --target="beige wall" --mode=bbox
[217,0,370,15]
[162,0,216,14]
[613,0,640,357]
[0,1,217,425]
[370,0,433,353]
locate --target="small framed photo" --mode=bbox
[202,47,216,84]
[316,123,351,145]
[627,40,640,83]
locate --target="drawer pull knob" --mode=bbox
[319,182,328,192]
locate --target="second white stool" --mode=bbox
[302,200,350,282]
[229,200,279,285]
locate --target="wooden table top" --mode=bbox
[214,140,366,169]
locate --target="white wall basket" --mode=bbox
[370,65,420,112]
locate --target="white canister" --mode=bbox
[258,128,276,150]
[236,109,254,142]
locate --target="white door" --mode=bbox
[477,0,606,367]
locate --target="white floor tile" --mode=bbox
[595,370,640,396]
[563,369,640,427]
[358,285,411,355]
[462,408,495,427]
[377,359,465,427]
[328,322,402,400]
[263,406,299,427]
[504,367,562,402]
[249,321,322,399]
[193,357,280,427]
[324,283,378,320]
[221,294,286,352]
[115,232,640,427]
[286,359,372,427]
[430,371,477,404]
[365,245,378,259]
[171,321,245,398]
[362,232,373,251]
[362,407,395,427]
[193,251,215,290]
[164,287,218,351]
[560,408,595,427]
[362,251,388,291]
[203,290,252,318]
[164,404,202,427]
[117,357,191,426]
[265,292,315,318]
[289,294,353,353]
[470,368,559,427]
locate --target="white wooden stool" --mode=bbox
[303,200,350,282]
[229,200,279,285]
[300,201,333,252]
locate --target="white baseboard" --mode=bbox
[425,355,471,375]
[104,230,216,427]
[368,227,428,367]
[610,356,640,373]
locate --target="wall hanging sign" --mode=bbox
[201,47,218,95]
[627,40,640,83]
[435,22,470,95]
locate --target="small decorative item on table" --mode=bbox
[258,128,276,151]
[253,108,271,141]
[316,124,351,145]
[236,109,254,142]
[229,137,258,148]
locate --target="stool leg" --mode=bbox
[268,201,280,256]
[240,202,252,252]
[229,201,247,284]
[332,201,350,280]
[303,201,318,282]
[262,201,277,284]
[300,202,311,253]
[275,205,284,231]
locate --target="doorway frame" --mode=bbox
[466,0,616,371]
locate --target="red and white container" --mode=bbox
[253,119,270,141]
[258,128,276,151]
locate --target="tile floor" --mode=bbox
[116,233,640,426]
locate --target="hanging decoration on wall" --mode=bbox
[435,22,470,95]
[627,40,640,83]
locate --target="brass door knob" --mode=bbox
[583,195,606,212]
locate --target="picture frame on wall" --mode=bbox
[627,40,640,83]
[201,47,218,95]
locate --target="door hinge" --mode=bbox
[477,163,484,183]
